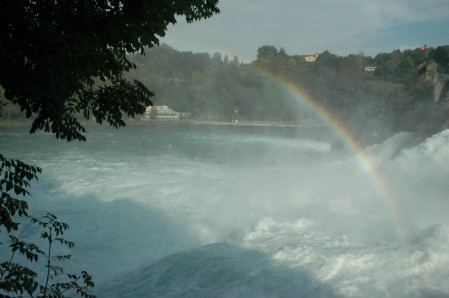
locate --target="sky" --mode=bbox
[160,0,449,62]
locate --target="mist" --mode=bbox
[1,124,449,297]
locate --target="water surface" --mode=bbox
[1,124,449,297]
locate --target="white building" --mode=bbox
[144,105,190,121]
[305,53,319,62]
[364,66,377,72]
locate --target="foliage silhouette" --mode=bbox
[1,213,95,297]
[1,0,220,296]
[1,0,219,141]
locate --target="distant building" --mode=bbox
[305,53,319,62]
[144,105,190,121]
[364,66,377,72]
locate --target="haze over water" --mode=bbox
[1,124,449,297]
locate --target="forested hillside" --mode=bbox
[127,44,300,123]
[3,43,449,142]
[125,44,449,141]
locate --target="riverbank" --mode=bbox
[191,120,306,128]
[0,117,438,150]
[0,119,33,128]
[0,118,319,129]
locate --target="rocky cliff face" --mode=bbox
[424,63,449,106]
[393,63,449,148]
[428,64,449,131]
[434,69,449,128]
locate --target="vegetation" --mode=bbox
[0,0,220,296]
[4,40,449,139]
[126,43,449,141]
[1,1,448,294]
[0,154,95,297]
[1,0,219,141]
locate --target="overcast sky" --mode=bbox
[160,0,449,62]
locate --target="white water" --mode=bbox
[1,125,449,297]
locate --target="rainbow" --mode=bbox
[252,67,411,244]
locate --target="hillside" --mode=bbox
[3,44,449,144]
[125,44,449,143]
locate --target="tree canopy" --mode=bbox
[0,0,219,141]
[1,1,220,296]
[434,46,449,68]
[123,43,449,142]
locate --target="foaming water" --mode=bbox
[1,125,449,297]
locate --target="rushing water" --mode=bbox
[1,124,449,297]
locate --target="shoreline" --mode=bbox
[191,120,307,128]
[2,118,437,149]
[1,118,322,129]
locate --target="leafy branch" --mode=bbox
[1,154,41,233]
[1,155,95,297]
[1,212,95,297]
